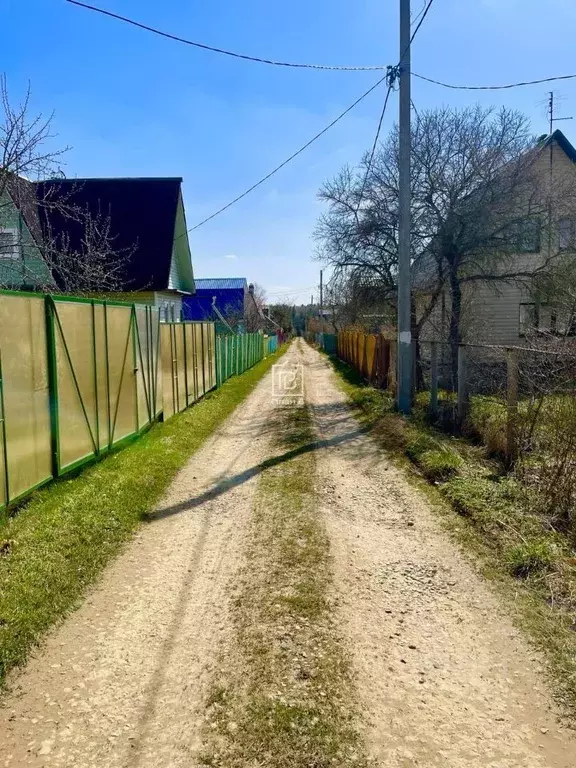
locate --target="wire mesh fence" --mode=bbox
[332,328,576,502]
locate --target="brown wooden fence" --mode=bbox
[336,331,394,389]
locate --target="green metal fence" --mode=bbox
[264,334,278,355]
[215,332,268,387]
[0,291,280,512]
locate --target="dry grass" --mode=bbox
[201,405,369,768]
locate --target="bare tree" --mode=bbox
[245,282,268,332]
[315,105,576,377]
[0,75,132,294]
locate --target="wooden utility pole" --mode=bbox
[397,0,412,413]
[319,270,323,326]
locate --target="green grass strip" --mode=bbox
[202,403,368,768]
[0,346,287,686]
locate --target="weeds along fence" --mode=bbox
[335,327,576,477]
[0,290,278,511]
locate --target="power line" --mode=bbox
[66,0,386,72]
[355,82,395,211]
[409,0,436,45]
[184,75,388,233]
[414,71,576,91]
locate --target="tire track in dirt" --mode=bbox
[302,341,575,768]
[0,344,300,768]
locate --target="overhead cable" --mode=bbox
[66,0,386,71]
[184,75,388,233]
[413,71,576,90]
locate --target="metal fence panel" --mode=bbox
[175,324,187,413]
[106,305,138,446]
[160,323,175,420]
[53,299,98,471]
[0,294,51,505]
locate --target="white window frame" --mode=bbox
[0,228,20,260]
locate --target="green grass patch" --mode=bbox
[506,540,557,578]
[201,401,368,768]
[323,349,576,720]
[0,346,287,687]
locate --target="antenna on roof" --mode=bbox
[548,91,573,134]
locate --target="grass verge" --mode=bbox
[201,403,368,768]
[326,351,576,720]
[0,346,287,688]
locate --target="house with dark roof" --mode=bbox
[36,178,194,318]
[0,176,194,319]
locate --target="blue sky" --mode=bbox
[3,0,576,303]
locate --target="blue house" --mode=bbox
[183,277,249,326]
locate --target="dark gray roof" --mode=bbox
[34,177,185,291]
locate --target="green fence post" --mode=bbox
[201,324,206,395]
[131,305,139,432]
[44,296,60,478]
[91,300,100,453]
[183,323,189,407]
[0,350,11,505]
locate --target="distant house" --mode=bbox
[183,277,248,325]
[35,178,194,319]
[183,278,274,333]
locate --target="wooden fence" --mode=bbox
[337,331,394,389]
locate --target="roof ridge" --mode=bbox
[36,176,183,183]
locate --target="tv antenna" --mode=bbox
[548,91,573,134]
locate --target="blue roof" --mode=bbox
[194,277,247,290]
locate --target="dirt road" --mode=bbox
[1,340,575,767]
[301,342,575,767]
[0,345,291,768]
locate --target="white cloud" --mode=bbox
[223,253,237,260]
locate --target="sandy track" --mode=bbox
[0,346,301,768]
[302,342,575,768]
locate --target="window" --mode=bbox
[519,302,569,336]
[519,302,537,336]
[558,218,574,251]
[515,218,541,253]
[0,228,19,259]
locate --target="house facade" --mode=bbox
[183,277,248,325]
[418,130,576,348]
[0,178,52,290]
[36,178,195,320]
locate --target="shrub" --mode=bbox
[506,540,556,578]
